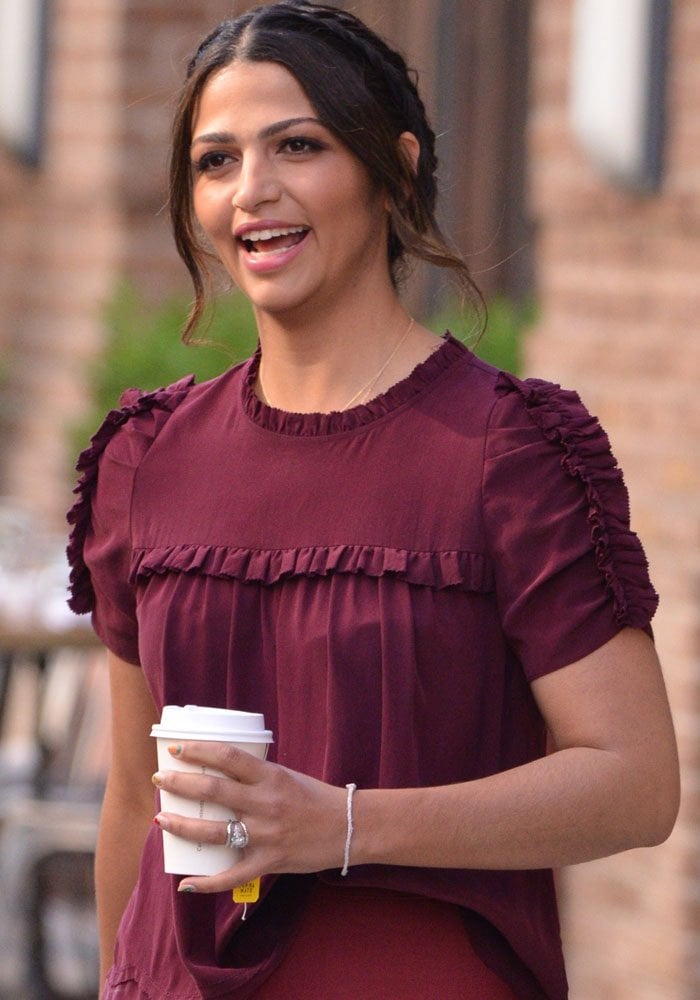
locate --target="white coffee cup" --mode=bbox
[151,704,273,875]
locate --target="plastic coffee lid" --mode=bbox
[151,705,273,743]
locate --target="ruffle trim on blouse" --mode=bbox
[242,333,468,435]
[66,376,196,614]
[495,371,658,628]
[129,542,494,593]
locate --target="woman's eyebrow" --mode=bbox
[191,117,322,149]
[259,116,322,139]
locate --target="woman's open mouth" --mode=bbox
[239,225,310,257]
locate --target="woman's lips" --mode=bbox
[237,225,311,273]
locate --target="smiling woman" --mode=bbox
[67,3,678,999]
[188,61,391,336]
[169,3,481,349]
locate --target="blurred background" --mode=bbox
[0,0,696,997]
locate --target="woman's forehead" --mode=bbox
[194,61,314,132]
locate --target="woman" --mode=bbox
[67,3,679,998]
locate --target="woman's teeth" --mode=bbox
[242,226,308,254]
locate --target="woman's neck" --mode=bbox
[252,299,440,414]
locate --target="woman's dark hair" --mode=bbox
[170,0,482,339]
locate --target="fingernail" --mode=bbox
[153,813,168,829]
[151,772,163,787]
[178,883,197,894]
[168,743,183,757]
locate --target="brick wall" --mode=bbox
[0,0,239,527]
[0,0,123,525]
[528,2,699,996]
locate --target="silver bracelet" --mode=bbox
[341,782,357,876]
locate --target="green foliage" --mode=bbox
[428,295,537,376]
[97,282,257,402]
[73,282,258,450]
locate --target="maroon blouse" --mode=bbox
[67,334,657,999]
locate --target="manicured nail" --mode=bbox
[153,813,168,829]
[168,743,183,757]
[151,772,163,787]
[178,883,197,894]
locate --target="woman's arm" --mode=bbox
[153,627,679,892]
[354,627,679,869]
[96,651,159,991]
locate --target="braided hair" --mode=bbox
[170,1,481,339]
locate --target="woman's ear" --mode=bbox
[398,131,421,174]
[385,131,421,212]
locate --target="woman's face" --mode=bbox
[190,60,391,319]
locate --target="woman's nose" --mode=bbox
[232,154,281,212]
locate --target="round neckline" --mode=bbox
[241,332,469,436]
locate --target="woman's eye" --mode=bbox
[193,151,232,173]
[281,137,322,155]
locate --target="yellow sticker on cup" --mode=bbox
[233,878,260,904]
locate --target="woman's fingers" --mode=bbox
[168,740,268,781]
[152,768,249,811]
[153,812,273,895]
[177,862,264,896]
[154,811,281,895]
[154,812,233,847]
[152,741,272,811]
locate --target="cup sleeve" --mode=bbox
[482,373,658,682]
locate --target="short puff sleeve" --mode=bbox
[483,372,657,681]
[66,377,194,665]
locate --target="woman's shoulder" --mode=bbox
[479,364,658,640]
[66,362,250,614]
[443,340,611,459]
[483,364,619,484]
[480,362,627,542]
[75,374,196,483]
[82,358,249,464]
[446,343,594,431]
[429,337,589,442]
[66,374,195,612]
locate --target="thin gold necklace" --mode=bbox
[257,317,416,413]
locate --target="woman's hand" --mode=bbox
[152,742,347,894]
